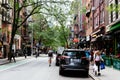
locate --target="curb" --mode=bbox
[0,61,10,65]
[89,71,101,80]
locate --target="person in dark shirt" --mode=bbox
[10,50,16,63]
[48,49,53,66]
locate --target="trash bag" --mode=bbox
[93,64,97,72]
[100,61,105,70]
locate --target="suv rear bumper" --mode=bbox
[60,64,89,71]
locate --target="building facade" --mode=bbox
[85,0,106,50]
[85,0,92,48]
[106,0,120,55]
[0,0,12,58]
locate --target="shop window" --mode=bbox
[100,10,105,24]
[117,35,120,53]
[115,0,118,19]
[110,4,113,22]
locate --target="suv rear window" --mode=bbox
[63,51,86,59]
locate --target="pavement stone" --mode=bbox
[0,56,32,65]
[89,65,120,80]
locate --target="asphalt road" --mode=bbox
[0,55,93,80]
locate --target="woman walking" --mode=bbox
[94,50,103,76]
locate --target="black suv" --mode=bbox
[59,49,89,76]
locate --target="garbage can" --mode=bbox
[104,57,112,67]
[113,59,120,70]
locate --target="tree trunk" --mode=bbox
[8,28,16,60]
[8,0,17,60]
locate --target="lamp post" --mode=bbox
[28,19,34,56]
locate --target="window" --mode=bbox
[63,51,86,59]
[99,0,103,3]
[100,10,105,24]
[117,35,120,53]
[115,0,118,19]
[94,0,99,8]
[110,4,113,22]
[94,16,99,29]
[2,0,8,4]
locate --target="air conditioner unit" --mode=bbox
[92,7,96,11]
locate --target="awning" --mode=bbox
[110,22,120,31]
[91,29,100,36]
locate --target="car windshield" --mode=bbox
[63,51,85,59]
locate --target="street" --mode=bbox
[0,55,92,80]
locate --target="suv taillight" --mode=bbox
[61,56,70,59]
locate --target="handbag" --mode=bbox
[100,61,105,70]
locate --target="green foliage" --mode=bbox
[69,0,86,15]
[16,2,19,10]
[70,0,80,14]
[9,0,72,55]
[106,4,120,12]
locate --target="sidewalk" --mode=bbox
[0,56,32,65]
[89,65,120,80]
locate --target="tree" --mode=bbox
[29,13,49,42]
[43,1,71,48]
[28,0,71,49]
[9,0,71,59]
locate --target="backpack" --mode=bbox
[48,52,53,57]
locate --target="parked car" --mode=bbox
[59,49,89,77]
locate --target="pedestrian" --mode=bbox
[9,50,16,62]
[93,50,103,76]
[35,47,39,58]
[23,46,27,58]
[48,49,53,67]
[90,49,94,65]
[101,49,106,58]
[85,48,90,59]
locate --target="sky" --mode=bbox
[46,0,73,27]
[33,0,74,27]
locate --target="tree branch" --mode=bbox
[17,0,69,12]
[18,4,42,27]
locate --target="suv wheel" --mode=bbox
[59,67,64,75]
[85,71,89,77]
[55,62,59,66]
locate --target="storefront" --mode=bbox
[109,21,120,55]
[90,29,101,50]
[103,21,120,69]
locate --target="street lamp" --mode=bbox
[28,19,34,56]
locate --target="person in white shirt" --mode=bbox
[94,50,103,76]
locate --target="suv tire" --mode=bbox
[59,67,64,75]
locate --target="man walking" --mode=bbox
[10,50,16,62]
[48,48,53,66]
